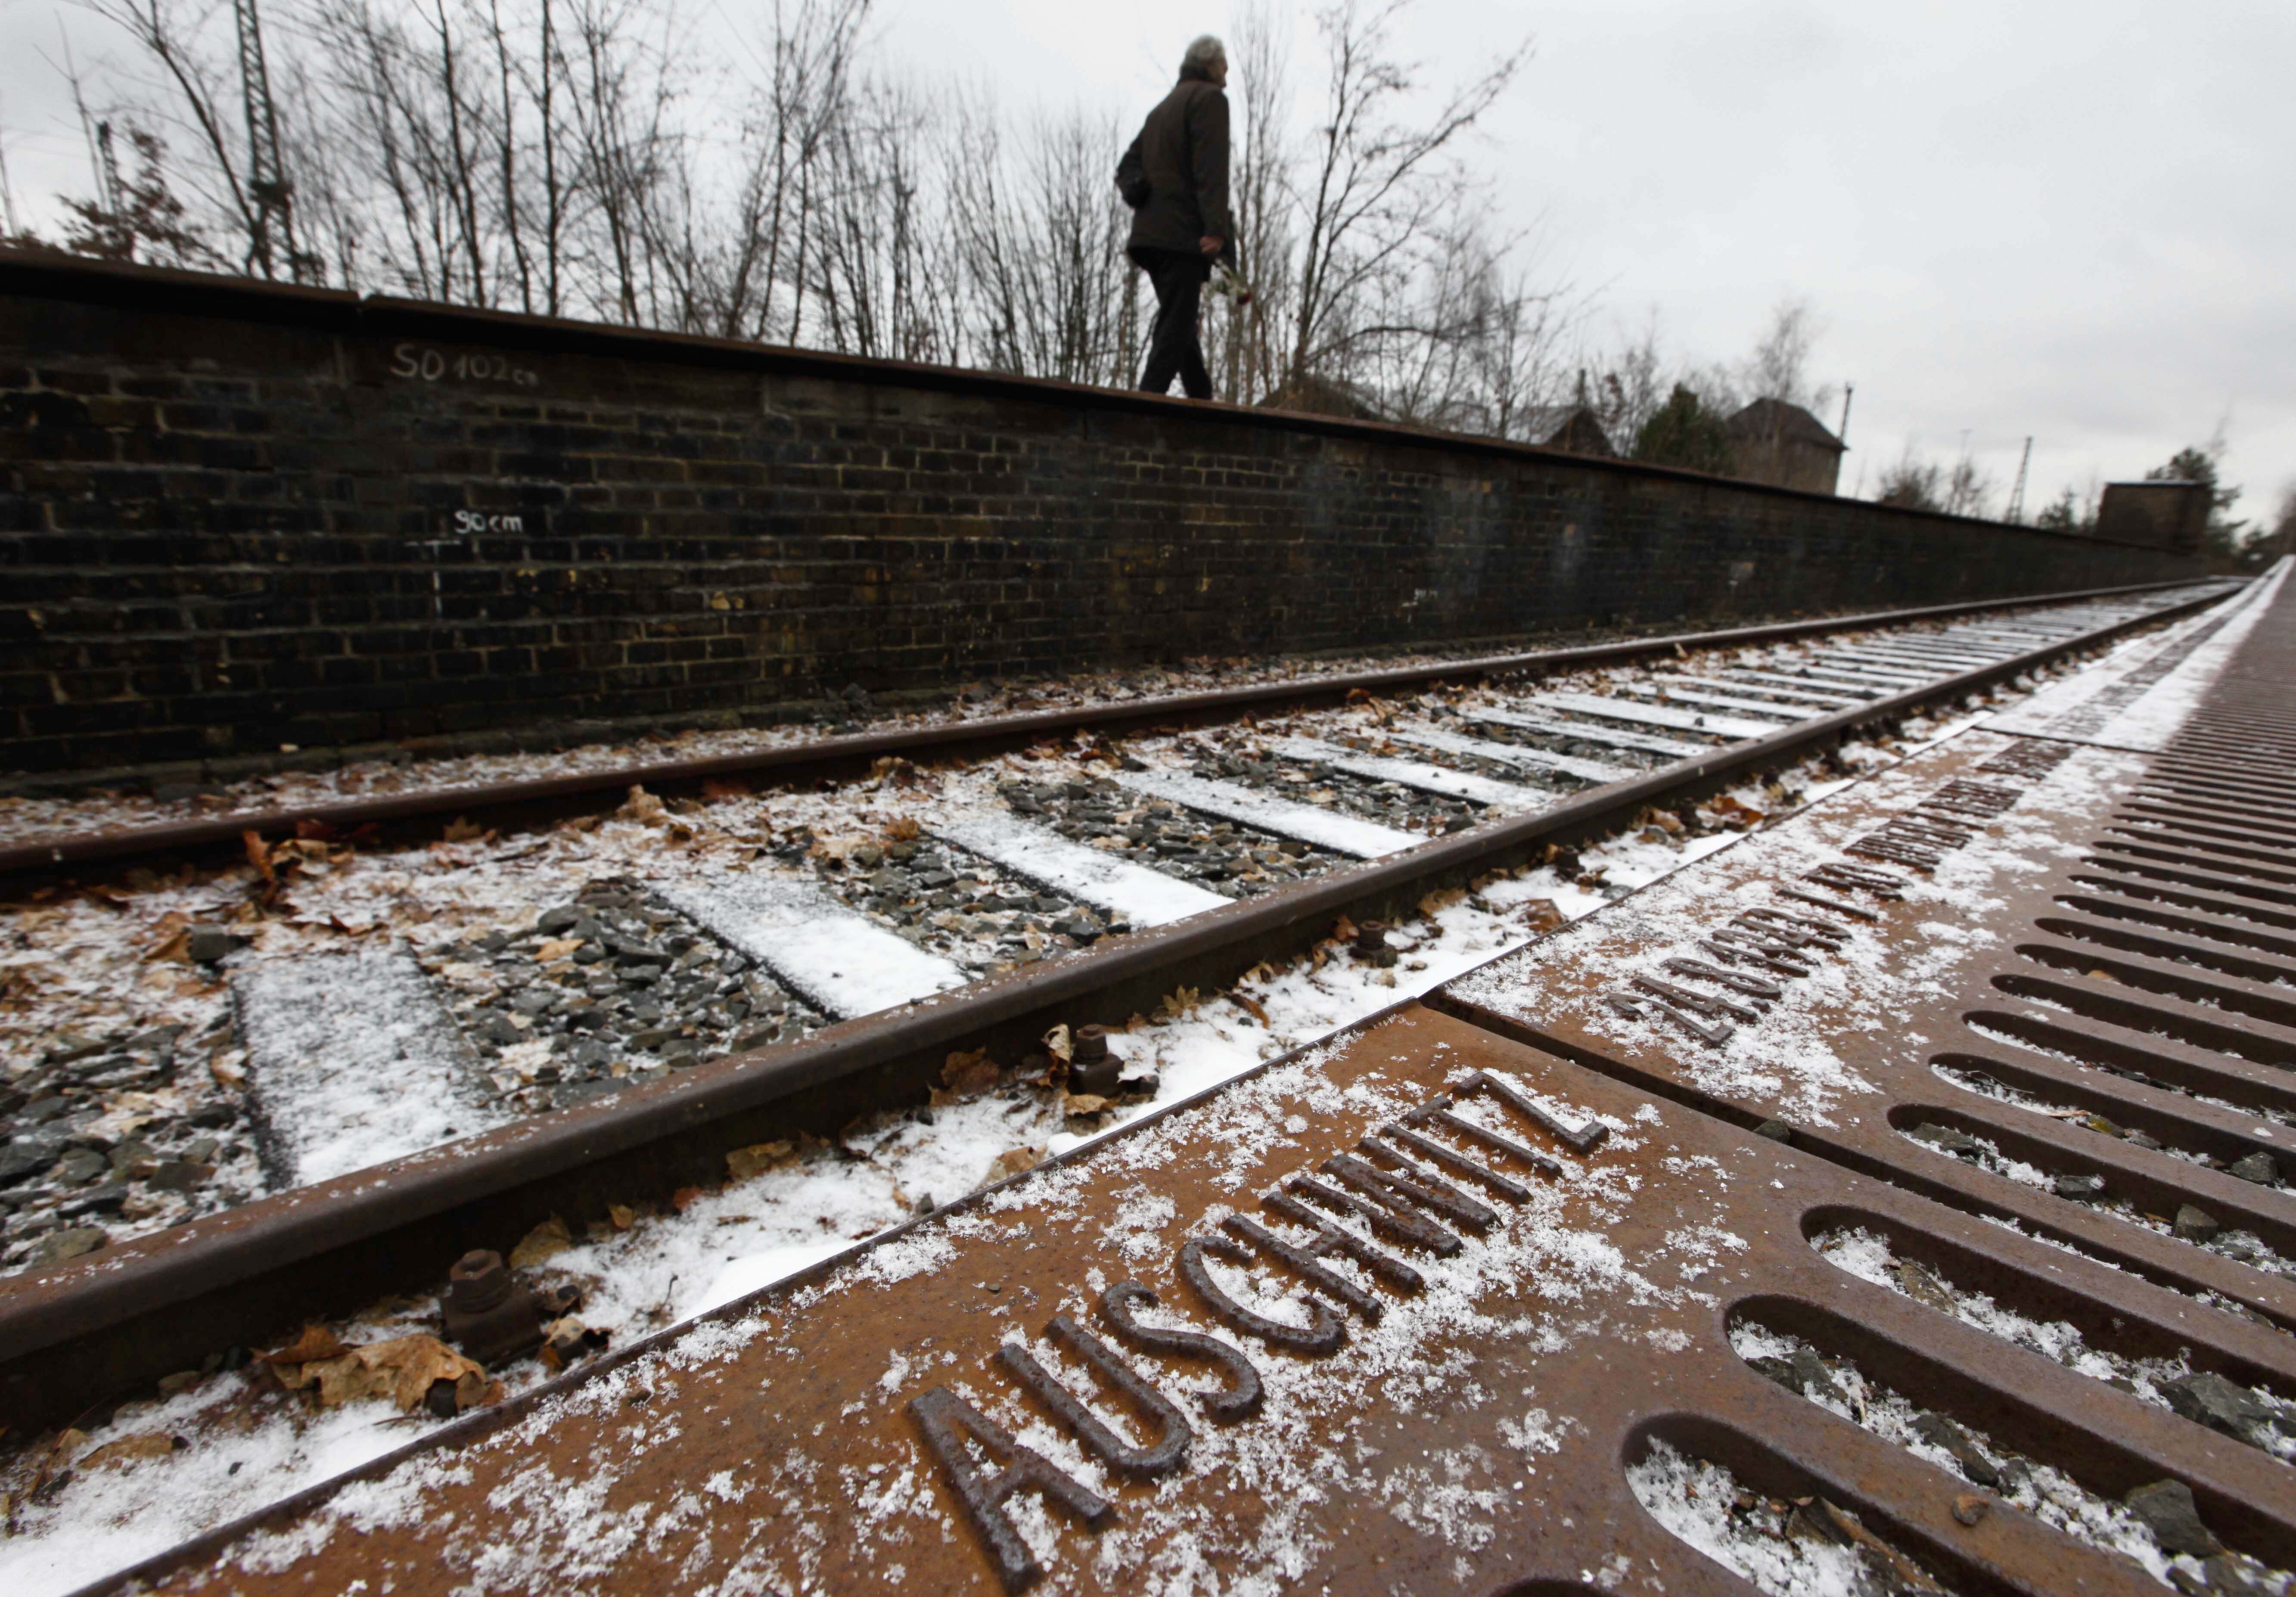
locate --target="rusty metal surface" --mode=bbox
[0,579,2231,880]
[1442,564,2296,1339]
[0,582,2237,1440]
[88,1004,2296,1595]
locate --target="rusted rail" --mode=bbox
[0,578,2240,1444]
[0,577,2223,881]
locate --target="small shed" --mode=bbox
[1726,399,1846,495]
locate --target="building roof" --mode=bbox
[1726,397,1845,453]
[1518,404,1616,455]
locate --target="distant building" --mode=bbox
[2095,480,2209,554]
[1725,398,1846,495]
[1516,404,1616,457]
[1258,373,1386,422]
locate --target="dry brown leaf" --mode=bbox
[1331,915,1359,943]
[280,1334,494,1413]
[700,777,752,801]
[1519,898,1567,934]
[442,816,485,843]
[507,1215,572,1268]
[1229,989,1272,1026]
[534,936,584,962]
[1041,1024,1073,1063]
[1417,887,1466,918]
[81,1432,180,1470]
[939,1047,998,1099]
[726,1140,798,1182]
[671,1185,704,1213]
[608,1204,636,1230]
[1062,1093,1109,1116]
[616,786,667,826]
[882,816,922,842]
[988,1146,1043,1182]
[242,830,276,884]
[261,1325,350,1365]
[1153,986,1202,1022]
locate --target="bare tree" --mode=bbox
[1273,0,1531,392]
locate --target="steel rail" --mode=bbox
[0,578,2241,1432]
[0,577,2225,882]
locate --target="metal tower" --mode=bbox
[2005,436,2033,525]
[93,119,122,219]
[235,0,295,278]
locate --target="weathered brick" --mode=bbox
[0,255,2198,776]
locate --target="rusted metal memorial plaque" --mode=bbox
[99,564,2296,1595]
[107,1004,2296,1596]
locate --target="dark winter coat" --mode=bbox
[1117,72,1235,268]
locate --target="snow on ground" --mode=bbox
[1729,1319,2291,1592]
[234,948,508,1186]
[1815,1225,2296,1463]
[1628,1439,1940,1597]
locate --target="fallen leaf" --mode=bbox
[671,1185,704,1214]
[726,1140,798,1182]
[243,830,277,884]
[1041,1024,1073,1063]
[1062,1093,1110,1116]
[608,1204,636,1230]
[882,816,922,842]
[442,816,485,843]
[1519,898,1567,934]
[701,777,752,801]
[534,936,584,961]
[987,1147,1043,1182]
[261,1325,350,1366]
[81,1432,181,1470]
[1229,989,1272,1026]
[1417,887,1465,917]
[507,1215,572,1268]
[279,1334,494,1413]
[616,786,667,826]
[939,1047,999,1099]
[1153,986,1202,1022]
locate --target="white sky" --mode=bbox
[3,0,2289,522]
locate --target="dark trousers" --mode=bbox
[1137,250,1213,400]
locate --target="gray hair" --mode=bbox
[1181,34,1226,76]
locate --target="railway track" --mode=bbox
[41,555,2289,1597]
[0,574,2263,1590]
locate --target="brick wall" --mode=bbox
[0,254,2198,781]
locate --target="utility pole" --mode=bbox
[235,0,296,279]
[1836,382,1854,444]
[2005,435,2033,525]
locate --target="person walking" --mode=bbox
[1117,34,1236,400]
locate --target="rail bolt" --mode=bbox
[445,1247,580,1366]
[1354,920,1398,968]
[1068,1024,1123,1098]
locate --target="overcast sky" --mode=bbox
[4,0,2289,523]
